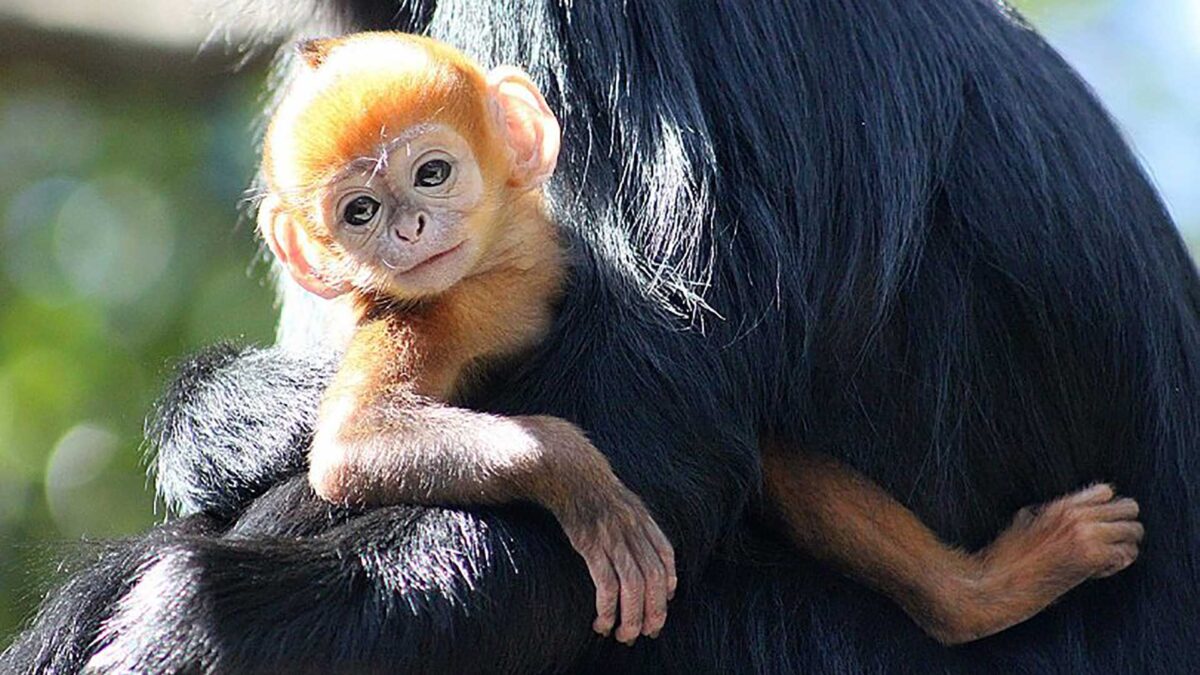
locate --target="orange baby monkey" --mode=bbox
[258,32,1143,647]
[259,33,675,644]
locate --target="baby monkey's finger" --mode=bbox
[1096,520,1144,544]
[611,540,646,645]
[1090,497,1139,522]
[1065,483,1115,507]
[1094,543,1139,578]
[642,520,677,599]
[585,550,620,636]
[625,530,668,638]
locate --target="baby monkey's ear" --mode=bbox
[486,67,561,190]
[296,38,336,69]
[258,194,349,300]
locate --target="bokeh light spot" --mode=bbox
[52,175,177,306]
[3,176,80,303]
[45,422,120,536]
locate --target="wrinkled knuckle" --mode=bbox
[1085,538,1109,560]
[1062,503,1086,521]
[621,509,644,531]
[1077,541,1105,565]
[628,571,646,590]
[615,562,637,581]
[643,563,663,584]
[600,567,619,586]
[1070,520,1095,542]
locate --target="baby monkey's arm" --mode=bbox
[763,448,1142,645]
[309,349,676,645]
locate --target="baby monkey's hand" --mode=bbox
[559,485,677,645]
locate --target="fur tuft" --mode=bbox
[148,344,334,517]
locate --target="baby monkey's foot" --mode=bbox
[1002,483,1143,581]
[561,486,677,645]
[938,483,1143,645]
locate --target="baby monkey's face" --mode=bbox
[320,124,489,298]
[259,33,560,304]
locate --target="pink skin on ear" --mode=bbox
[486,67,561,190]
[258,196,349,300]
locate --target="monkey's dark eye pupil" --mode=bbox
[415,159,451,187]
[343,196,380,226]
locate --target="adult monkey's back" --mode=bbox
[6,1,1198,673]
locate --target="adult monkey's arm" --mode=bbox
[78,284,756,673]
[8,289,752,674]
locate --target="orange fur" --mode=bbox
[263,34,505,210]
[341,193,564,401]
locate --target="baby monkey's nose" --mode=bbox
[392,213,427,242]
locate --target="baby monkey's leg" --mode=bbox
[761,448,1143,645]
[309,408,676,645]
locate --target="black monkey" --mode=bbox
[4,1,1198,673]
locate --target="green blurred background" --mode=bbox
[0,0,1196,646]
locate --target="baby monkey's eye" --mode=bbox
[415,159,452,187]
[343,195,380,226]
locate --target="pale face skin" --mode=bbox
[319,124,488,298]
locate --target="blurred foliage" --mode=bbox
[0,37,276,640]
[1,0,1196,649]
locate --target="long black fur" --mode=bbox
[5,0,1199,672]
[148,343,334,518]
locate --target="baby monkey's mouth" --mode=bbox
[393,240,466,275]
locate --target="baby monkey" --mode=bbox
[261,33,674,644]
[258,32,1143,647]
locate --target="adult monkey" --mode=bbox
[5,0,1199,672]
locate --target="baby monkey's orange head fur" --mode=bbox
[259,32,560,300]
